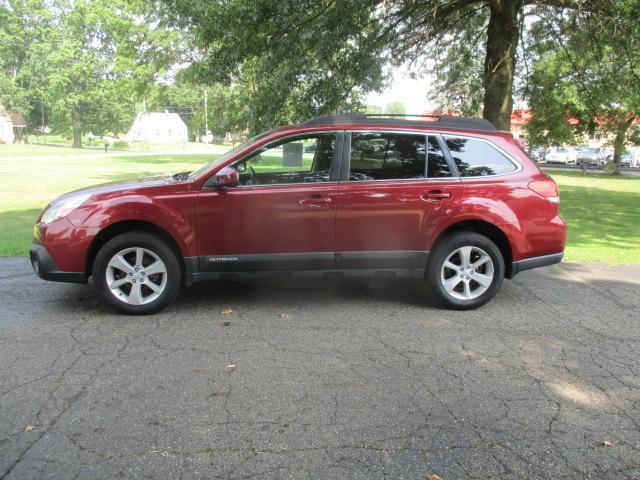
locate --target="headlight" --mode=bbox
[41,193,91,224]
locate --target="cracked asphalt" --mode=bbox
[1,258,639,479]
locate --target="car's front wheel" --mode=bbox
[426,231,505,310]
[93,231,181,314]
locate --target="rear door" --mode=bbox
[335,131,462,272]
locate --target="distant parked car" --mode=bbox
[530,146,547,163]
[577,147,606,167]
[620,153,632,167]
[545,147,578,164]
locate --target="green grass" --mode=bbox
[547,171,640,263]
[1,144,639,263]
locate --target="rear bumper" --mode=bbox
[30,244,87,284]
[509,252,563,278]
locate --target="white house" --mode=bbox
[0,104,15,143]
[125,111,188,143]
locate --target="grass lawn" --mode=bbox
[1,144,639,264]
[547,171,640,264]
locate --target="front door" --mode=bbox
[196,132,342,272]
[335,132,462,272]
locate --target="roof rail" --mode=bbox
[299,113,496,132]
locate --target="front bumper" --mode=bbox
[30,244,87,283]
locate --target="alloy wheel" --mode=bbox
[105,247,167,305]
[440,246,494,300]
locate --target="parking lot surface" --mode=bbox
[1,258,639,479]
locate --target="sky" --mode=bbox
[365,69,436,114]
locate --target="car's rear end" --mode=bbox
[493,134,566,275]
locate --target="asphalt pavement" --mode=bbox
[1,258,639,479]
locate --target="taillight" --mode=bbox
[528,178,559,202]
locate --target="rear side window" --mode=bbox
[349,132,426,181]
[445,137,517,177]
[427,137,452,178]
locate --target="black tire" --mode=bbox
[426,231,505,310]
[92,231,181,314]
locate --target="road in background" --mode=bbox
[542,163,640,176]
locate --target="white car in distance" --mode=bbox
[545,147,578,164]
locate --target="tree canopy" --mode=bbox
[1,0,181,146]
[526,0,640,163]
[2,0,639,147]
[160,0,601,131]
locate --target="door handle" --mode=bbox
[300,196,332,207]
[422,190,451,201]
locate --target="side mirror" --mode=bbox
[205,166,239,188]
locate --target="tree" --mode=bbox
[428,16,486,116]
[159,0,593,132]
[0,0,55,129]
[159,1,385,134]
[386,101,406,115]
[1,0,182,147]
[526,0,640,165]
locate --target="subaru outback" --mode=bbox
[30,114,566,314]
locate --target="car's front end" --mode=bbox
[30,174,196,286]
[30,193,97,283]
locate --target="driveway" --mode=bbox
[1,258,639,479]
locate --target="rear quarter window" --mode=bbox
[445,137,518,177]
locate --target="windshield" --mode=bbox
[188,131,272,179]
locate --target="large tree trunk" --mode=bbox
[72,108,82,148]
[612,119,632,166]
[482,0,523,131]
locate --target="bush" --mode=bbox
[112,140,129,149]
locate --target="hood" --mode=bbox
[63,174,178,198]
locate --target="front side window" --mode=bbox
[349,132,426,181]
[445,137,518,177]
[233,133,336,185]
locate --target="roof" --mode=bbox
[0,104,10,121]
[511,109,532,127]
[297,114,497,133]
[9,112,26,127]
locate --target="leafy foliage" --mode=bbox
[0,0,182,146]
[526,0,640,162]
[159,0,386,134]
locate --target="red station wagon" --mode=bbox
[30,114,567,314]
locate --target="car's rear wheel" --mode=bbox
[93,231,181,314]
[426,231,504,310]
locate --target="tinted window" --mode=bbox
[445,137,517,177]
[427,137,452,178]
[349,132,426,181]
[234,133,335,185]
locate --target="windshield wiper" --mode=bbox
[172,171,191,181]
